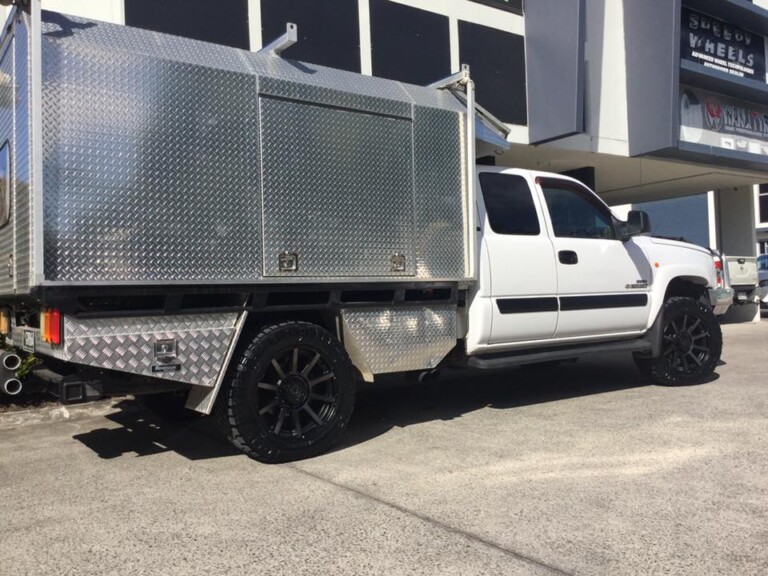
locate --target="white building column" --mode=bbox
[714,186,761,323]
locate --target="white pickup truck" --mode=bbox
[723,254,759,306]
[0,4,732,462]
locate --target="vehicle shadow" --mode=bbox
[71,352,717,462]
[72,402,240,461]
[338,353,652,452]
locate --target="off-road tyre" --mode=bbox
[141,390,201,422]
[218,321,356,463]
[635,297,722,386]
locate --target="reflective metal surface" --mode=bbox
[341,306,457,374]
[413,107,469,279]
[260,91,416,278]
[41,38,261,282]
[26,313,239,386]
[21,10,471,285]
[0,36,14,294]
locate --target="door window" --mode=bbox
[479,173,540,235]
[540,179,615,240]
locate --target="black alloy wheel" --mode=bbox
[253,345,339,440]
[219,321,356,463]
[635,297,722,386]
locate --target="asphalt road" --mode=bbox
[1,321,767,576]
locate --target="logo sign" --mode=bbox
[680,86,768,155]
[681,7,766,82]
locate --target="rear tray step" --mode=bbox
[467,339,652,370]
[30,368,103,404]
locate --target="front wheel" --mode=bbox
[635,297,722,386]
[218,321,356,463]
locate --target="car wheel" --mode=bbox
[635,297,722,386]
[219,321,356,463]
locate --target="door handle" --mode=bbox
[558,250,578,265]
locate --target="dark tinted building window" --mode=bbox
[468,0,524,15]
[480,173,540,235]
[459,21,527,125]
[125,0,249,50]
[261,0,360,72]
[760,184,768,223]
[370,0,451,85]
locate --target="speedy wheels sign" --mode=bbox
[681,7,766,81]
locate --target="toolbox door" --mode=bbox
[259,78,416,278]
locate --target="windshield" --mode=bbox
[759,254,768,271]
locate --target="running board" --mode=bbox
[466,339,652,370]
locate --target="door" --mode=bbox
[537,177,652,339]
[478,170,559,345]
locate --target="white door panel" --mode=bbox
[538,178,652,339]
[487,235,558,344]
[476,170,559,345]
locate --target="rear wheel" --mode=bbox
[635,297,722,386]
[219,321,356,463]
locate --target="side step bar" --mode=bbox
[467,339,652,370]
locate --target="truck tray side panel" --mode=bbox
[0,20,33,296]
[0,37,14,294]
[413,106,468,279]
[42,40,261,282]
[14,20,33,294]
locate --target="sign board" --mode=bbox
[680,7,766,82]
[679,85,768,155]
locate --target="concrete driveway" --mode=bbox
[1,322,767,576]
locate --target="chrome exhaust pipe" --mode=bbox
[1,351,21,372]
[2,378,22,396]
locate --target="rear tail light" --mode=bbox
[713,258,724,288]
[40,309,62,346]
[0,308,9,336]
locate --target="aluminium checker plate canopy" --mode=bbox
[0,4,511,292]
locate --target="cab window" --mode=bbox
[479,173,540,236]
[540,179,615,240]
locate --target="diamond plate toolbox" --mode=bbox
[340,306,457,375]
[36,313,240,387]
[0,9,472,290]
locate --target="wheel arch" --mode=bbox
[644,275,711,355]
[647,273,710,331]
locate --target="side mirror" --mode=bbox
[621,210,651,239]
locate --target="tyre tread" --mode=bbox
[217,321,356,463]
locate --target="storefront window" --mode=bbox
[468,0,523,15]
[760,184,768,224]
